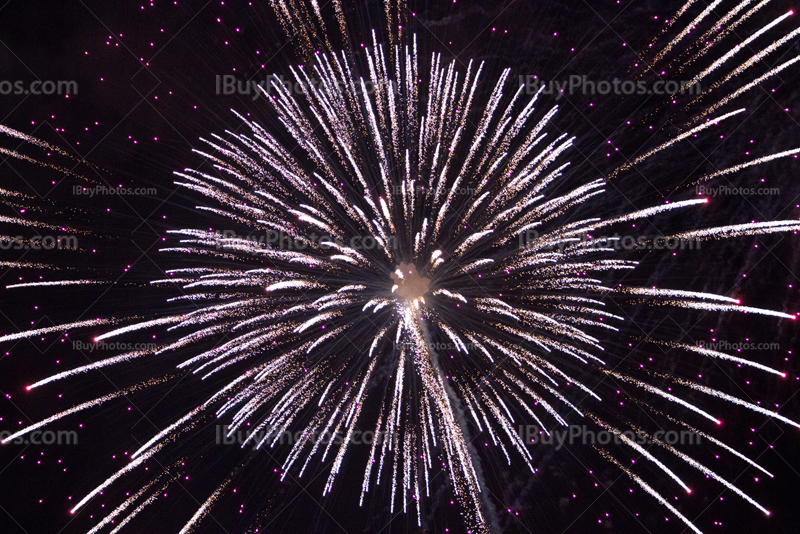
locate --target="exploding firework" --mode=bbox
[2,2,800,533]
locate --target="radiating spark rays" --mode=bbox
[86,479,166,534]
[690,55,800,122]
[0,318,114,343]
[689,148,800,184]
[599,449,704,534]
[107,484,169,534]
[5,280,106,289]
[604,370,722,425]
[614,287,740,304]
[669,220,800,242]
[676,10,794,94]
[677,0,765,68]
[131,407,204,459]
[666,417,774,478]
[0,215,82,233]
[609,109,745,179]
[0,260,61,269]
[651,299,796,319]
[650,0,725,66]
[2,391,128,444]
[701,25,800,98]
[27,349,159,389]
[645,430,770,514]
[94,316,184,342]
[71,444,165,514]
[670,376,800,428]
[178,478,231,534]
[651,339,786,376]
[588,417,692,493]
[0,125,99,182]
[1,2,799,531]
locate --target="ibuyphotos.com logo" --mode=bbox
[517,425,701,451]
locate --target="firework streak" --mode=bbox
[2,2,800,533]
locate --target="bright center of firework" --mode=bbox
[390,262,430,300]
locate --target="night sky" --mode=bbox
[1,1,800,533]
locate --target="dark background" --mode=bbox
[1,1,800,532]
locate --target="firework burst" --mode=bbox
[2,2,800,533]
